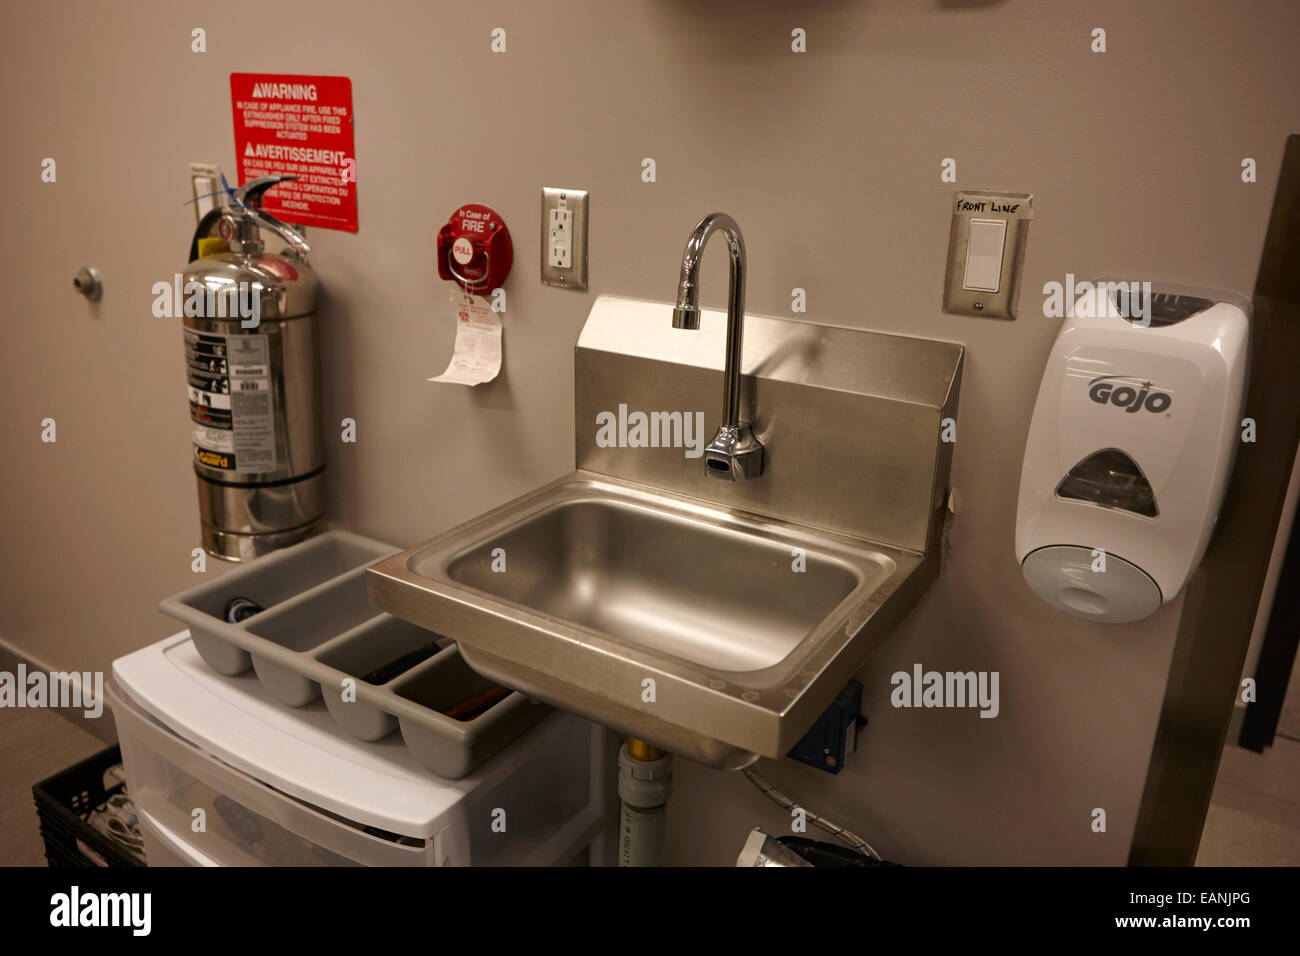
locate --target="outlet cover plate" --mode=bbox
[541,186,589,291]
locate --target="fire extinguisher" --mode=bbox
[182,175,325,561]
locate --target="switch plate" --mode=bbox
[943,189,1033,320]
[541,186,589,290]
[190,162,225,225]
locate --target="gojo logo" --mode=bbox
[1088,375,1172,414]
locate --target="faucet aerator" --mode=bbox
[672,306,700,330]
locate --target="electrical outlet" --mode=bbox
[549,207,573,268]
[541,186,588,290]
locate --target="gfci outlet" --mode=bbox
[549,207,573,268]
[541,186,589,290]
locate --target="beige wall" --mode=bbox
[4,0,1297,865]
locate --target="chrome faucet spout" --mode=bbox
[671,213,764,482]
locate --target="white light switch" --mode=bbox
[189,161,225,226]
[943,189,1032,319]
[963,218,1006,293]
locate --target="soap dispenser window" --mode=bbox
[1108,287,1217,328]
[1054,448,1159,518]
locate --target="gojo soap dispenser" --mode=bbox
[1014,281,1251,624]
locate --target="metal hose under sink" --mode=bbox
[742,766,882,860]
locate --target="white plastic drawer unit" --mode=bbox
[110,633,613,867]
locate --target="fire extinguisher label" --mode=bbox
[185,330,278,473]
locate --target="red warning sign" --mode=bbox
[230,73,358,232]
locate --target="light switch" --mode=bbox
[963,218,1006,293]
[189,161,225,226]
[943,189,1032,320]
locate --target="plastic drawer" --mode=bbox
[108,646,612,867]
[109,680,445,866]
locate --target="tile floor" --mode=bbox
[1196,732,1300,866]
[0,708,106,866]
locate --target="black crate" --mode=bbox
[32,744,145,868]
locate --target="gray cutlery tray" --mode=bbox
[159,530,550,779]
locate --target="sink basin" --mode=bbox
[367,472,929,769]
[445,493,866,672]
[369,294,962,769]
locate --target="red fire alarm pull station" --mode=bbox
[437,204,512,294]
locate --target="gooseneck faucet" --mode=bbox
[671,213,765,482]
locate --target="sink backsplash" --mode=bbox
[575,296,965,554]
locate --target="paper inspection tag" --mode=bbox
[429,292,502,386]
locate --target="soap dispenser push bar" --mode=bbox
[671,212,765,482]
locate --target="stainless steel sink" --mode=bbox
[368,472,928,769]
[443,485,880,672]
[369,292,963,769]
